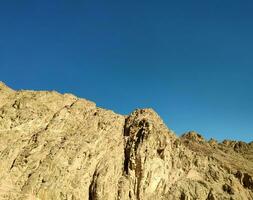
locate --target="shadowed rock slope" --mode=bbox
[0,82,252,200]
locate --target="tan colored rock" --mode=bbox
[0,83,252,199]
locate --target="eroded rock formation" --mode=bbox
[0,82,252,199]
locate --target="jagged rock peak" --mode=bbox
[181,131,206,143]
[125,108,174,135]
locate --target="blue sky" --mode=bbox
[0,1,253,142]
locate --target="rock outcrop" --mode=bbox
[0,82,252,200]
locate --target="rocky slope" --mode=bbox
[0,82,252,200]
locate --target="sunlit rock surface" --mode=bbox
[0,82,252,199]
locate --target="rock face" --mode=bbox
[0,82,252,200]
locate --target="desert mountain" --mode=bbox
[0,82,252,200]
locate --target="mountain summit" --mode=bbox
[0,83,252,199]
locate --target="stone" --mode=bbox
[0,83,252,200]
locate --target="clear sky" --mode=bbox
[1,1,253,142]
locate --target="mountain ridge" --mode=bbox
[0,83,252,199]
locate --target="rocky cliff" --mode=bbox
[0,82,252,200]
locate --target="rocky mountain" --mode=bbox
[0,82,252,200]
